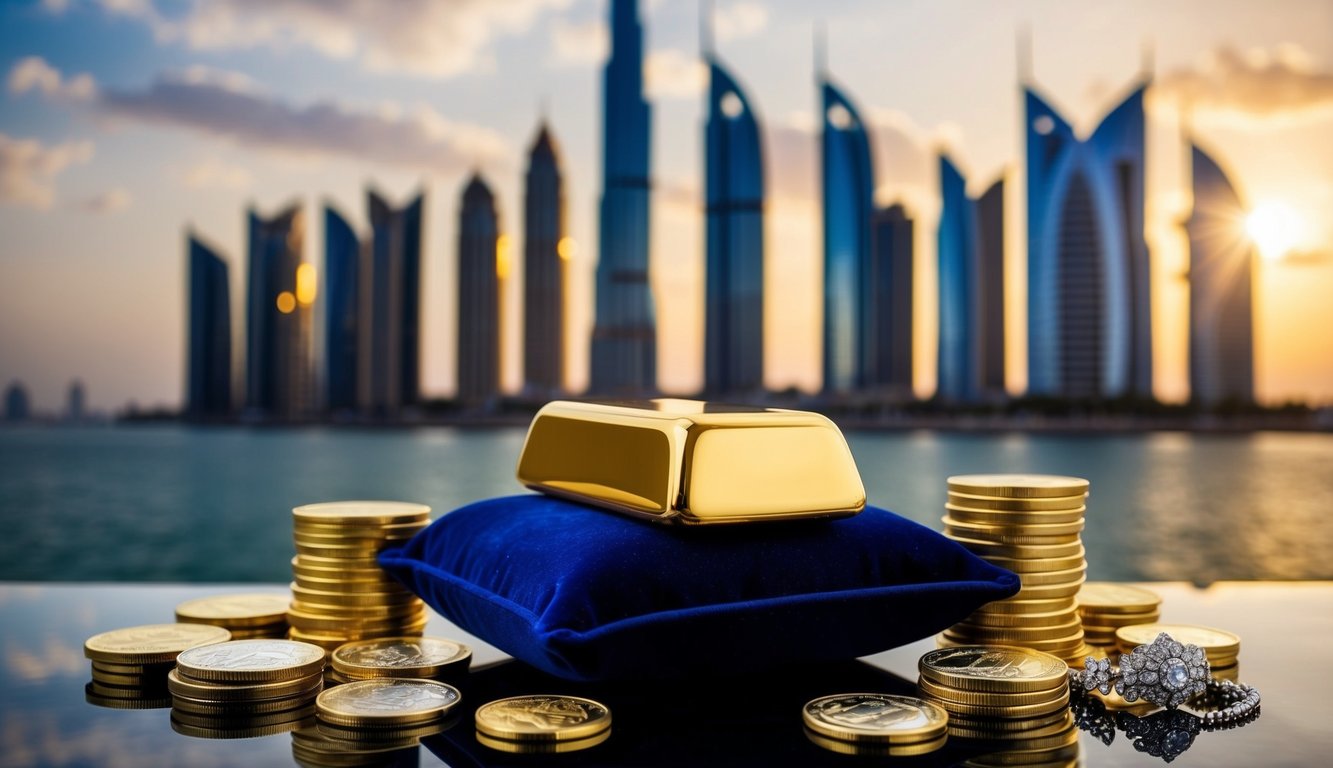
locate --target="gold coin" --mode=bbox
[89,660,174,675]
[225,626,290,640]
[84,684,172,710]
[90,668,168,686]
[171,716,309,740]
[87,679,169,699]
[947,536,1085,560]
[331,637,471,680]
[288,625,428,648]
[924,688,1069,719]
[1077,583,1162,614]
[952,616,1082,638]
[945,506,1086,526]
[946,492,1088,511]
[1018,566,1087,587]
[919,647,1068,694]
[171,702,317,728]
[802,693,948,744]
[945,516,1086,539]
[316,678,461,728]
[293,553,380,568]
[290,556,393,577]
[917,676,1064,707]
[1114,624,1240,659]
[973,597,1077,615]
[176,639,327,684]
[175,594,291,628]
[946,475,1089,499]
[803,728,946,757]
[963,607,1081,629]
[292,527,420,543]
[290,583,416,606]
[294,519,426,536]
[293,501,430,527]
[1081,615,1161,634]
[292,575,404,594]
[84,624,232,665]
[946,711,1075,740]
[289,600,424,621]
[941,630,1085,655]
[313,717,455,746]
[294,541,399,559]
[170,689,320,716]
[972,551,1086,574]
[475,695,611,742]
[167,667,323,701]
[476,729,611,754]
[286,607,427,633]
[1013,578,1086,600]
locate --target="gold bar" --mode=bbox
[516,399,866,525]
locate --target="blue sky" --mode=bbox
[2,0,1332,412]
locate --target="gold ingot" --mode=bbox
[946,491,1088,511]
[946,475,1089,499]
[919,647,1068,695]
[917,676,1066,707]
[175,594,292,629]
[293,501,430,528]
[944,516,1085,540]
[316,678,461,728]
[963,607,1081,628]
[474,695,612,742]
[84,624,232,665]
[803,728,946,757]
[947,536,1085,560]
[1114,623,1240,661]
[944,506,1086,526]
[801,693,949,745]
[175,639,327,684]
[516,399,865,524]
[1076,582,1162,614]
[167,668,322,702]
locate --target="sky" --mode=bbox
[2,0,1332,413]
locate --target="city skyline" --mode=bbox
[3,1,1333,411]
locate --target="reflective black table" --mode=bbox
[0,582,1328,767]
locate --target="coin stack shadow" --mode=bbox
[939,474,1092,665]
[176,593,292,640]
[1077,583,1162,660]
[298,679,462,765]
[83,624,231,712]
[917,647,1078,765]
[167,639,325,739]
[287,502,431,652]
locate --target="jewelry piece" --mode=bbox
[1069,632,1261,724]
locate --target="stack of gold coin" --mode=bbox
[940,474,1092,664]
[1077,583,1161,657]
[84,624,231,710]
[327,636,472,685]
[1116,623,1240,681]
[802,693,948,757]
[168,638,326,737]
[918,647,1074,745]
[312,678,461,753]
[176,593,291,639]
[474,695,611,754]
[288,501,430,651]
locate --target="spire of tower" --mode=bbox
[1140,37,1156,81]
[700,0,714,59]
[814,21,828,82]
[1017,24,1033,85]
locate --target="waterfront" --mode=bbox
[1,425,1330,583]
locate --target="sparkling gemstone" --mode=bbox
[1164,658,1189,688]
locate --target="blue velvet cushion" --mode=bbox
[379,494,1019,681]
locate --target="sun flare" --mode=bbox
[1244,201,1303,262]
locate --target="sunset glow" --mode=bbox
[1245,201,1304,262]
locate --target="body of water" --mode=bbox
[0,425,1329,582]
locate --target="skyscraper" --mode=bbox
[590,0,656,395]
[187,235,232,417]
[324,205,360,413]
[1187,143,1255,406]
[820,73,876,394]
[457,174,502,404]
[363,190,424,413]
[65,379,86,421]
[937,157,1006,403]
[245,203,311,420]
[872,204,914,394]
[523,121,568,396]
[1025,76,1151,400]
[3,381,29,422]
[704,49,765,396]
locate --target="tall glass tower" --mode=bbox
[364,190,424,413]
[937,157,1006,403]
[523,121,568,397]
[323,205,359,413]
[872,203,914,394]
[187,234,232,417]
[1025,77,1150,400]
[590,0,656,395]
[704,52,765,396]
[245,203,310,419]
[820,75,875,394]
[1187,143,1254,406]
[457,174,502,404]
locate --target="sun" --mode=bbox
[1244,201,1303,262]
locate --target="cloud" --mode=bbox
[6,56,96,101]
[714,1,768,42]
[646,49,706,100]
[1156,43,1333,126]
[76,186,133,213]
[103,0,571,79]
[97,69,509,175]
[182,158,253,189]
[0,133,94,209]
[550,17,607,66]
